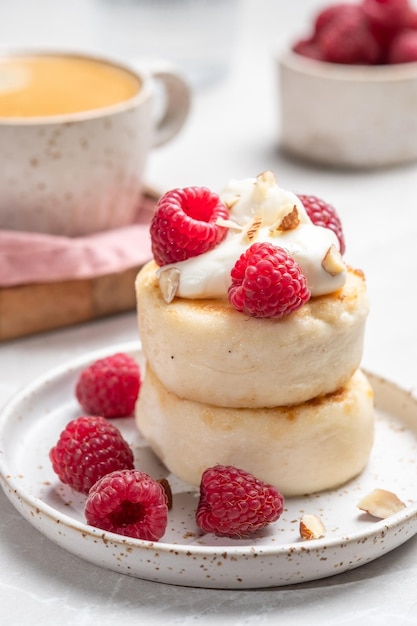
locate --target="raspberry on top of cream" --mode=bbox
[157,171,346,301]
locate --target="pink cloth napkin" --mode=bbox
[0,195,156,287]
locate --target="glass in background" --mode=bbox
[91,0,241,89]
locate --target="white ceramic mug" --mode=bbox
[0,50,191,236]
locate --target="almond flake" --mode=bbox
[215,217,242,231]
[257,170,276,186]
[242,215,262,243]
[253,170,276,203]
[158,267,180,304]
[157,478,173,510]
[224,194,240,210]
[321,244,345,276]
[269,204,300,236]
[299,514,326,540]
[357,488,406,519]
[277,205,300,231]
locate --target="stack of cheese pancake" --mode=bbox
[135,172,374,497]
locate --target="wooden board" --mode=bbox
[0,265,141,341]
[0,187,160,342]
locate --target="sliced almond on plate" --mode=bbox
[299,514,326,540]
[358,488,406,519]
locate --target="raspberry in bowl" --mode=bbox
[134,171,375,497]
[278,0,417,168]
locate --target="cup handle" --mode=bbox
[149,64,191,148]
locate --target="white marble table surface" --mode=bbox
[1,1,417,624]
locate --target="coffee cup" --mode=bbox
[0,50,191,236]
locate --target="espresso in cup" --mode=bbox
[0,55,142,117]
[0,51,190,237]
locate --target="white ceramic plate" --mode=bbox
[0,342,416,589]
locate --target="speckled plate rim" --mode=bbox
[0,341,416,589]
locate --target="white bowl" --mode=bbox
[278,51,417,169]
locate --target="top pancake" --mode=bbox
[135,261,369,408]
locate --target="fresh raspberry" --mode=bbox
[292,37,326,60]
[49,415,134,494]
[228,242,310,319]
[363,0,413,33]
[297,194,346,255]
[408,10,417,29]
[363,0,414,54]
[388,29,417,62]
[314,3,365,35]
[85,469,168,541]
[317,8,382,64]
[196,465,285,538]
[150,186,229,267]
[75,353,141,419]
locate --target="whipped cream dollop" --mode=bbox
[158,172,346,300]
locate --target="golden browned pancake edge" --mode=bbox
[135,366,375,497]
[135,261,369,408]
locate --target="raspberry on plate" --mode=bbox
[150,186,229,266]
[228,242,310,319]
[297,194,346,255]
[75,352,141,419]
[85,469,168,541]
[49,415,134,494]
[196,465,285,538]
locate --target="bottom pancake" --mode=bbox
[135,367,375,497]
